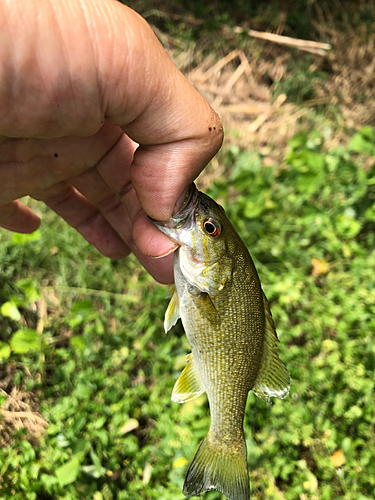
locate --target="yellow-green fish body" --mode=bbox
[152,184,290,500]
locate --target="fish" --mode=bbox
[151,183,290,500]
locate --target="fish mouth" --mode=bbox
[149,184,198,237]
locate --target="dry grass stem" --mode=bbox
[234,27,331,55]
[0,386,48,446]
[191,49,243,83]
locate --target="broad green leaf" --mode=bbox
[89,445,106,477]
[68,300,95,327]
[10,328,42,354]
[55,456,81,487]
[1,301,21,321]
[0,342,11,360]
[365,205,375,222]
[349,129,375,155]
[16,278,41,303]
[288,131,307,149]
[40,474,59,489]
[335,214,362,238]
[74,382,92,400]
[70,336,86,352]
[12,230,41,245]
[81,464,103,478]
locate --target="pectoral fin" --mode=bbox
[164,285,180,333]
[172,353,205,403]
[252,292,291,403]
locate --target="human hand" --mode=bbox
[0,0,223,283]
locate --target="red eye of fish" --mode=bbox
[203,218,221,237]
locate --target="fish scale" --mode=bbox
[151,183,290,500]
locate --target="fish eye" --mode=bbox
[203,218,221,237]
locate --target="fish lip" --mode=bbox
[149,183,198,231]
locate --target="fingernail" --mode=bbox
[149,244,179,259]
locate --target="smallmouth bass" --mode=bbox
[151,184,290,500]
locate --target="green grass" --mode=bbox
[1,125,375,499]
[2,1,375,497]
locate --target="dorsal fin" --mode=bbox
[164,285,180,333]
[172,353,205,403]
[252,292,291,403]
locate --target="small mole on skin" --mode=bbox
[213,126,216,130]
[208,127,212,131]
[54,153,58,157]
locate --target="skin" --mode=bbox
[0,0,223,283]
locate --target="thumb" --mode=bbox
[100,5,223,221]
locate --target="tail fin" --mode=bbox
[183,432,250,500]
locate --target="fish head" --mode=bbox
[150,184,233,296]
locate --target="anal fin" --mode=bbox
[252,292,291,403]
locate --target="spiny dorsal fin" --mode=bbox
[252,292,291,403]
[172,353,205,403]
[164,285,180,333]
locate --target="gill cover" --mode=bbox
[178,248,232,297]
